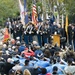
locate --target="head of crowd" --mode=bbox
[0,17,75,75]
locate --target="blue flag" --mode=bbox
[24,0,29,25]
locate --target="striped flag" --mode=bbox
[32,3,37,26]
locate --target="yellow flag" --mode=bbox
[3,28,10,43]
[65,15,68,33]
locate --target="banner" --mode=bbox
[24,0,29,25]
[19,0,25,25]
[3,28,10,43]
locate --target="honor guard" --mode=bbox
[24,25,29,45]
[24,22,34,45]
[18,22,24,42]
[36,22,42,46]
[15,22,23,42]
[42,23,50,46]
[12,21,17,40]
[28,23,34,44]
[51,22,58,34]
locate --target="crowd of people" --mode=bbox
[0,17,75,75]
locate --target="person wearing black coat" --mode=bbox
[4,61,15,75]
[67,24,73,45]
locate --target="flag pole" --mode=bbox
[24,0,26,26]
[65,15,68,33]
[65,15,68,44]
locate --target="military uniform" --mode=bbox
[36,24,42,46]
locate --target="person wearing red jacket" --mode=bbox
[21,48,35,59]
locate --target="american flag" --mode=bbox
[32,4,37,26]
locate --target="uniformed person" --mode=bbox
[42,23,50,46]
[24,22,33,45]
[18,21,24,42]
[36,21,42,46]
[51,22,58,34]
[24,24,30,45]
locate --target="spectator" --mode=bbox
[23,69,31,75]
[43,49,51,58]
[21,48,35,59]
[15,70,23,75]
[21,59,41,75]
[18,42,26,54]
[34,47,44,59]
[64,58,75,75]
[51,56,67,74]
[52,66,58,75]
[12,60,22,71]
[38,68,47,75]
[9,69,15,75]
[4,58,14,75]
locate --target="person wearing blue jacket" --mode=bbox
[18,42,26,54]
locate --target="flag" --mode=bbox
[24,0,29,25]
[19,0,25,25]
[32,3,37,26]
[65,15,68,33]
[3,28,10,43]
